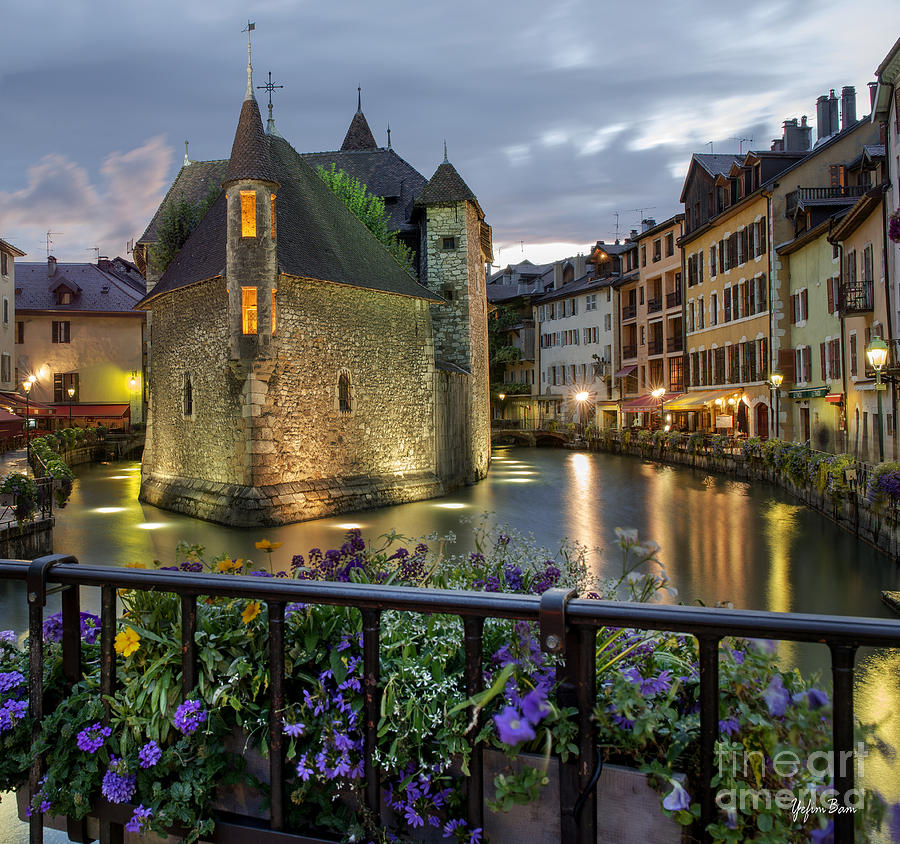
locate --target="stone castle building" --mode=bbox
[135,63,492,526]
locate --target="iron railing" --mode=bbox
[838,280,874,314]
[667,335,684,353]
[647,338,664,356]
[622,344,637,360]
[665,289,682,309]
[621,304,636,321]
[647,297,663,314]
[2,556,897,843]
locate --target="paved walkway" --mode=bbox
[0,449,31,476]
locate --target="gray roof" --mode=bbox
[16,259,146,312]
[692,153,744,178]
[224,97,278,184]
[141,98,440,306]
[417,160,480,213]
[341,109,378,151]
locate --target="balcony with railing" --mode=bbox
[665,289,682,309]
[838,280,874,315]
[647,297,663,314]
[785,184,867,217]
[647,338,664,356]
[667,335,684,353]
[623,343,637,360]
[622,304,637,321]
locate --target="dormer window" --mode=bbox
[57,291,72,305]
[240,190,257,237]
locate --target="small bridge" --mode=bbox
[490,423,574,448]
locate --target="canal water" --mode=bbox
[3,446,900,840]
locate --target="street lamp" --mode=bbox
[651,386,665,430]
[497,393,505,422]
[767,373,783,439]
[22,378,32,464]
[866,335,889,463]
[575,390,589,432]
[67,385,75,427]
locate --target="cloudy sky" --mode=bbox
[0,0,896,268]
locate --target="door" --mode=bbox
[755,403,769,439]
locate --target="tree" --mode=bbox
[317,164,414,272]
[149,186,219,275]
[489,304,528,395]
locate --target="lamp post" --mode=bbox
[866,335,888,463]
[767,373,783,439]
[67,385,75,426]
[497,393,505,423]
[22,378,32,464]
[651,386,665,431]
[575,390,589,434]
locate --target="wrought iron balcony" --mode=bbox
[623,343,637,360]
[666,289,682,309]
[622,304,637,321]
[785,184,867,217]
[647,297,663,314]
[648,338,664,356]
[667,335,684,353]
[838,280,874,315]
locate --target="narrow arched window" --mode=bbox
[240,191,257,237]
[183,373,193,417]
[338,372,351,413]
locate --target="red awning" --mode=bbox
[0,392,57,416]
[825,393,844,404]
[66,404,130,418]
[614,364,637,378]
[621,392,684,412]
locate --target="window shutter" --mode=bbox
[778,347,795,384]
[52,321,58,343]
[820,342,827,381]
[790,294,796,324]
[801,289,808,320]
[826,279,834,314]
[833,339,842,378]
[803,346,811,381]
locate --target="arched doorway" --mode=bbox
[755,403,769,439]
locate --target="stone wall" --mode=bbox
[0,517,53,559]
[141,276,447,525]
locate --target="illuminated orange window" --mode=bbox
[241,287,258,334]
[272,289,277,334]
[270,194,276,240]
[240,191,257,237]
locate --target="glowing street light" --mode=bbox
[651,386,665,430]
[866,336,889,462]
[22,378,33,464]
[67,385,75,426]
[767,373,783,438]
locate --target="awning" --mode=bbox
[0,392,57,416]
[594,401,620,410]
[825,393,844,404]
[64,404,131,418]
[0,408,23,438]
[614,365,637,378]
[621,392,684,412]
[665,389,739,410]
[787,387,829,399]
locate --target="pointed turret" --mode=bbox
[417,158,478,207]
[224,96,277,185]
[340,87,378,151]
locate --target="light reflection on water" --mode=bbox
[2,446,900,839]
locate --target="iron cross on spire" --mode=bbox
[257,71,283,108]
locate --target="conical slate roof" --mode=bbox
[224,97,278,184]
[139,131,440,306]
[340,109,378,151]
[416,160,477,206]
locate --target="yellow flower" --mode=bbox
[114,628,141,657]
[254,539,282,552]
[216,559,233,573]
[124,562,147,569]
[242,601,261,624]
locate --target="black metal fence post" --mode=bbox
[361,608,381,824]
[463,615,485,832]
[830,643,858,844]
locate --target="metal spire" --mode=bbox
[387,124,391,149]
[242,20,256,100]
[183,140,191,166]
[357,86,362,113]
[443,139,448,163]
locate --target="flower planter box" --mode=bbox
[20,748,684,843]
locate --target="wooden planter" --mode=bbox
[20,747,684,843]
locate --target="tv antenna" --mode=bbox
[46,231,63,258]
[706,141,714,153]
[729,137,753,154]
[613,211,620,241]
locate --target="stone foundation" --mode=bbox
[140,469,447,526]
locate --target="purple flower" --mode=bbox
[138,740,162,768]
[493,705,536,745]
[641,670,673,697]
[173,699,207,735]
[296,753,313,781]
[102,757,136,804]
[762,675,790,718]
[806,688,830,710]
[0,630,17,645]
[719,716,740,736]
[810,819,834,843]
[0,670,25,693]
[76,722,111,753]
[662,780,691,812]
[179,560,202,572]
[125,804,153,834]
[503,564,524,591]
[42,614,63,643]
[521,690,550,726]
[0,699,28,732]
[889,803,900,842]
[283,721,305,737]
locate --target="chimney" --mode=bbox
[828,90,839,137]
[840,86,856,130]
[629,229,638,240]
[816,95,830,140]
[47,255,57,277]
[641,218,656,232]
[553,262,563,290]
[781,117,812,152]
[574,254,586,278]
[869,81,878,111]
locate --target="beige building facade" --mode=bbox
[0,239,25,393]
